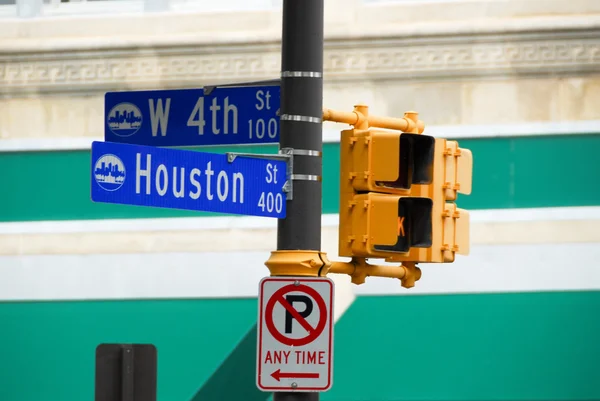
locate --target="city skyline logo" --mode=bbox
[107,102,142,137]
[94,154,126,191]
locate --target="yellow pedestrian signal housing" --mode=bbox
[348,130,436,192]
[344,193,433,256]
[337,109,473,265]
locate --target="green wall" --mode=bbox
[328,292,600,401]
[1,291,599,401]
[2,134,600,222]
[0,298,257,401]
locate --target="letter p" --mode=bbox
[284,295,313,334]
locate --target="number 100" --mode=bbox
[249,118,278,139]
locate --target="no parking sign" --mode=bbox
[256,276,334,392]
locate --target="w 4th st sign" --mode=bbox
[256,277,334,392]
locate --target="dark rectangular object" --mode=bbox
[95,343,157,401]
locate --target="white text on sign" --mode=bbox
[147,90,277,138]
[259,162,283,214]
[135,155,283,214]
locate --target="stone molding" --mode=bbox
[1,7,600,95]
[2,32,599,95]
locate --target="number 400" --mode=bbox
[258,192,283,214]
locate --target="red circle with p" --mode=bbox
[264,283,327,347]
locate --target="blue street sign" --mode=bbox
[91,141,287,218]
[104,85,281,147]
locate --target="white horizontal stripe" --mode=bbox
[0,242,598,301]
[422,120,600,139]
[321,120,600,142]
[2,219,598,256]
[1,207,598,256]
[1,120,598,152]
[0,251,272,301]
[466,206,600,223]
[0,137,97,152]
[1,206,599,235]
[0,250,356,322]
[354,242,600,296]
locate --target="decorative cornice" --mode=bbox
[1,23,599,94]
[325,34,600,80]
[0,47,282,94]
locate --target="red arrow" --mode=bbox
[271,369,320,382]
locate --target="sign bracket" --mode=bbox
[202,78,281,96]
[226,148,295,201]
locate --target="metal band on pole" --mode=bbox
[281,71,323,78]
[280,114,322,124]
[291,174,322,181]
[289,149,322,157]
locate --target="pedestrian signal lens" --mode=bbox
[375,134,435,190]
[374,197,432,253]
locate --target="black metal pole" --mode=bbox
[277,0,324,252]
[275,0,324,400]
